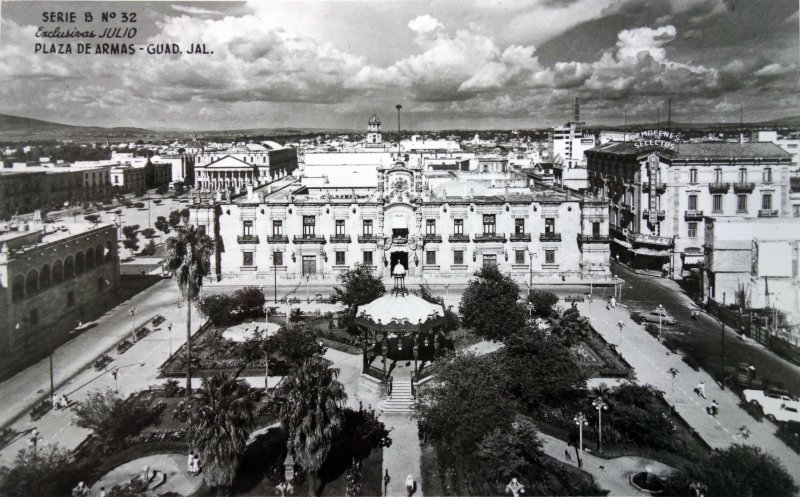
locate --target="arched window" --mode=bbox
[12,275,25,302]
[95,244,104,265]
[86,248,95,269]
[64,256,75,278]
[26,269,39,296]
[39,265,51,289]
[52,260,64,283]
[75,252,85,274]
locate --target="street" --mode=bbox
[611,263,800,397]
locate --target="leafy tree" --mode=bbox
[71,388,162,447]
[528,289,559,318]
[601,383,679,451]
[174,183,186,195]
[121,224,140,239]
[333,264,385,327]
[163,225,215,396]
[122,238,139,252]
[273,323,322,363]
[199,294,238,326]
[0,444,76,497]
[666,445,798,497]
[155,185,168,195]
[414,284,460,332]
[476,414,542,485]
[84,214,100,224]
[180,208,191,223]
[141,228,156,238]
[133,202,145,209]
[459,265,526,341]
[279,357,347,496]
[233,286,265,318]
[187,374,256,490]
[416,353,517,458]
[139,239,157,256]
[320,404,391,484]
[498,331,588,410]
[154,216,171,234]
[168,210,182,228]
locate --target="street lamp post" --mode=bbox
[167,323,173,356]
[657,304,665,341]
[617,321,624,346]
[573,412,588,467]
[263,302,272,391]
[527,250,537,287]
[592,399,608,453]
[129,307,137,342]
[721,292,726,390]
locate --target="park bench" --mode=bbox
[564,295,585,303]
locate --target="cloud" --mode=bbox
[171,5,224,16]
[754,63,797,78]
[407,15,444,35]
[616,25,676,60]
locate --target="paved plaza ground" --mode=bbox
[89,453,203,496]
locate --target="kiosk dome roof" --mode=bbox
[357,293,444,325]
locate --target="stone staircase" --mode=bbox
[378,379,416,414]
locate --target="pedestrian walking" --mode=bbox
[695,381,706,399]
[71,481,89,497]
[187,451,195,474]
[28,428,40,450]
[193,454,202,475]
[564,447,572,462]
[610,296,616,308]
[505,478,525,497]
[405,475,416,497]
[98,487,107,497]
[606,297,611,310]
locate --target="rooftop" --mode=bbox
[357,292,444,325]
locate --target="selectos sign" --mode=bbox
[634,130,676,150]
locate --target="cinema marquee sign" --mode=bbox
[634,130,677,151]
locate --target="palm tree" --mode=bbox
[279,357,348,496]
[163,225,214,396]
[187,373,256,490]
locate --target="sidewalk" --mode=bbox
[576,299,800,474]
[381,414,423,497]
[0,280,204,465]
[538,432,672,496]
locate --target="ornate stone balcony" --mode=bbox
[293,235,326,244]
[267,235,289,244]
[237,235,259,244]
[448,234,471,243]
[423,234,442,243]
[708,182,731,193]
[577,234,610,243]
[758,209,779,218]
[540,232,562,242]
[330,234,351,243]
[474,233,506,243]
[733,182,756,193]
[509,233,532,242]
[684,210,704,220]
[358,234,378,243]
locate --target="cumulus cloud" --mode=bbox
[407,15,444,35]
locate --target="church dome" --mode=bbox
[357,293,444,325]
[368,114,381,126]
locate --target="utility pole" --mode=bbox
[721,292,726,389]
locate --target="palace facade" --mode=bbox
[194,143,298,193]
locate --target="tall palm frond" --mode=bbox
[279,357,347,496]
[162,225,215,396]
[188,373,256,489]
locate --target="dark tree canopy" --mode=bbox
[528,289,559,318]
[333,264,386,314]
[459,265,526,341]
[667,444,798,497]
[0,444,76,497]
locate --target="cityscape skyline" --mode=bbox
[0,0,798,131]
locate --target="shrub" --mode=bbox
[121,225,140,239]
[84,214,100,223]
[141,228,156,238]
[122,239,139,251]
[528,289,559,318]
[133,202,145,209]
[233,287,265,318]
[139,239,157,256]
[71,389,165,449]
[155,185,168,195]
[199,294,238,326]
[0,444,76,497]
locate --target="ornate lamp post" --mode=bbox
[574,412,588,467]
[167,323,173,356]
[592,398,608,453]
[129,307,137,342]
[657,304,665,341]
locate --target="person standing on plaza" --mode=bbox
[610,296,616,308]
[564,447,573,462]
[98,486,107,497]
[695,381,706,399]
[193,454,201,475]
[405,475,416,497]
[187,451,194,474]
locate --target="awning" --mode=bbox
[631,247,670,257]
[612,238,632,249]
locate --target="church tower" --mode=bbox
[366,114,382,145]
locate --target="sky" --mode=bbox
[0,0,797,131]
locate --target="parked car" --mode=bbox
[743,389,800,423]
[631,308,677,325]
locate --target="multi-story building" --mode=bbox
[150,154,195,184]
[704,217,800,338]
[144,161,172,189]
[586,141,792,273]
[110,165,147,195]
[194,143,298,193]
[191,159,611,285]
[552,122,596,168]
[0,221,119,363]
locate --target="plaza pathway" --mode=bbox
[576,299,800,475]
[381,414,423,497]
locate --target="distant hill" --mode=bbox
[0,113,160,142]
[586,116,800,132]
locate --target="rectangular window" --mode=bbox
[515,250,525,264]
[483,254,497,268]
[335,219,345,236]
[738,168,748,183]
[688,222,697,238]
[453,250,464,265]
[592,222,600,237]
[454,219,464,235]
[426,251,436,265]
[515,218,525,234]
[335,251,346,265]
[713,194,723,213]
[762,194,772,210]
[302,255,316,275]
[303,216,315,236]
[242,251,254,266]
[545,249,555,264]
[363,251,373,266]
[689,169,698,184]
[688,194,697,211]
[483,215,495,235]
[363,219,373,235]
[763,168,773,183]
[272,220,283,236]
[273,251,283,266]
[737,194,748,213]
[545,217,555,234]
[426,219,436,235]
[714,169,723,183]
[243,220,253,236]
